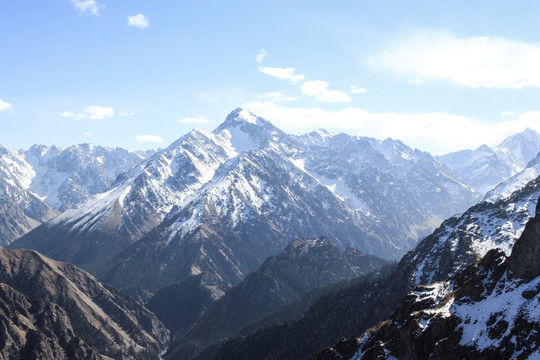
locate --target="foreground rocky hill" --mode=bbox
[0,249,169,359]
[319,195,540,360]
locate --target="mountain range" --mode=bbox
[438,127,540,194]
[10,108,484,299]
[2,108,540,360]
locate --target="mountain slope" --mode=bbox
[0,176,58,246]
[484,150,540,203]
[0,248,169,359]
[213,177,540,360]
[319,196,540,360]
[438,128,540,194]
[165,237,388,360]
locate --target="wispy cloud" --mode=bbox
[259,91,298,102]
[301,80,351,103]
[350,85,367,94]
[119,112,135,117]
[178,117,209,124]
[256,49,269,63]
[0,99,12,111]
[84,132,93,137]
[135,135,164,143]
[71,0,104,16]
[259,66,305,84]
[128,14,150,29]
[243,101,540,154]
[369,29,540,89]
[60,106,114,120]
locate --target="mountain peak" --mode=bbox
[212,108,288,154]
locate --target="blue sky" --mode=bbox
[2,1,540,154]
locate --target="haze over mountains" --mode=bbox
[1,108,540,359]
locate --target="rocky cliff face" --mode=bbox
[318,198,540,360]
[0,249,169,360]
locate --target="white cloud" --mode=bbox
[128,14,150,29]
[350,85,367,94]
[61,106,114,120]
[119,112,135,117]
[501,110,515,116]
[83,106,114,119]
[256,49,269,63]
[135,135,164,143]
[243,101,540,155]
[259,91,298,102]
[301,80,351,103]
[259,66,305,84]
[0,99,12,111]
[71,0,103,16]
[60,111,77,118]
[178,117,209,124]
[84,132,93,137]
[369,29,540,89]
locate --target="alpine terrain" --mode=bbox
[213,176,540,360]
[438,128,540,194]
[11,109,478,299]
[318,193,540,360]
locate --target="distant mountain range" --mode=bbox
[0,144,152,245]
[10,109,481,299]
[438,127,540,194]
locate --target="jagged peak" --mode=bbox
[498,127,540,148]
[213,108,280,133]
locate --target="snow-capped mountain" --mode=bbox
[0,143,151,244]
[12,108,478,296]
[320,196,540,360]
[438,128,540,194]
[0,176,58,246]
[484,150,540,203]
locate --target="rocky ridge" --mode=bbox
[0,248,169,359]
[319,196,540,360]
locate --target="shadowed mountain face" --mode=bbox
[164,237,389,360]
[0,248,169,360]
[12,109,478,301]
[319,196,540,360]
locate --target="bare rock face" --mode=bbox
[0,283,100,360]
[508,198,540,282]
[0,249,169,360]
